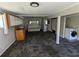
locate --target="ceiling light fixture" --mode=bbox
[30,2,39,7]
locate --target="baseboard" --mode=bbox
[0,40,16,56]
[77,36,79,40]
[60,35,64,38]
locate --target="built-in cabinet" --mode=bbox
[15,27,25,41]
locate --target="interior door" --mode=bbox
[51,18,57,31]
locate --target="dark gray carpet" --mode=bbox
[1,31,79,57]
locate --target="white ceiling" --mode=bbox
[0,2,77,16]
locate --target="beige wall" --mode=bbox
[66,15,79,40]
[0,28,16,56]
[60,17,66,38]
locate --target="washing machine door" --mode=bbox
[71,31,77,37]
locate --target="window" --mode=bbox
[29,20,39,24]
[0,13,9,34]
[0,15,3,28]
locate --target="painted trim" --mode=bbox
[62,17,66,38]
[56,16,61,44]
[2,13,9,34]
[0,39,15,56]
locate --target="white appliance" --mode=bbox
[64,28,78,42]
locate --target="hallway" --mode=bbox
[1,31,79,57]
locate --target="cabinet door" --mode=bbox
[16,30,25,40]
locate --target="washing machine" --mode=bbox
[64,28,78,42]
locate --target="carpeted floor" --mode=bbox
[1,31,79,57]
